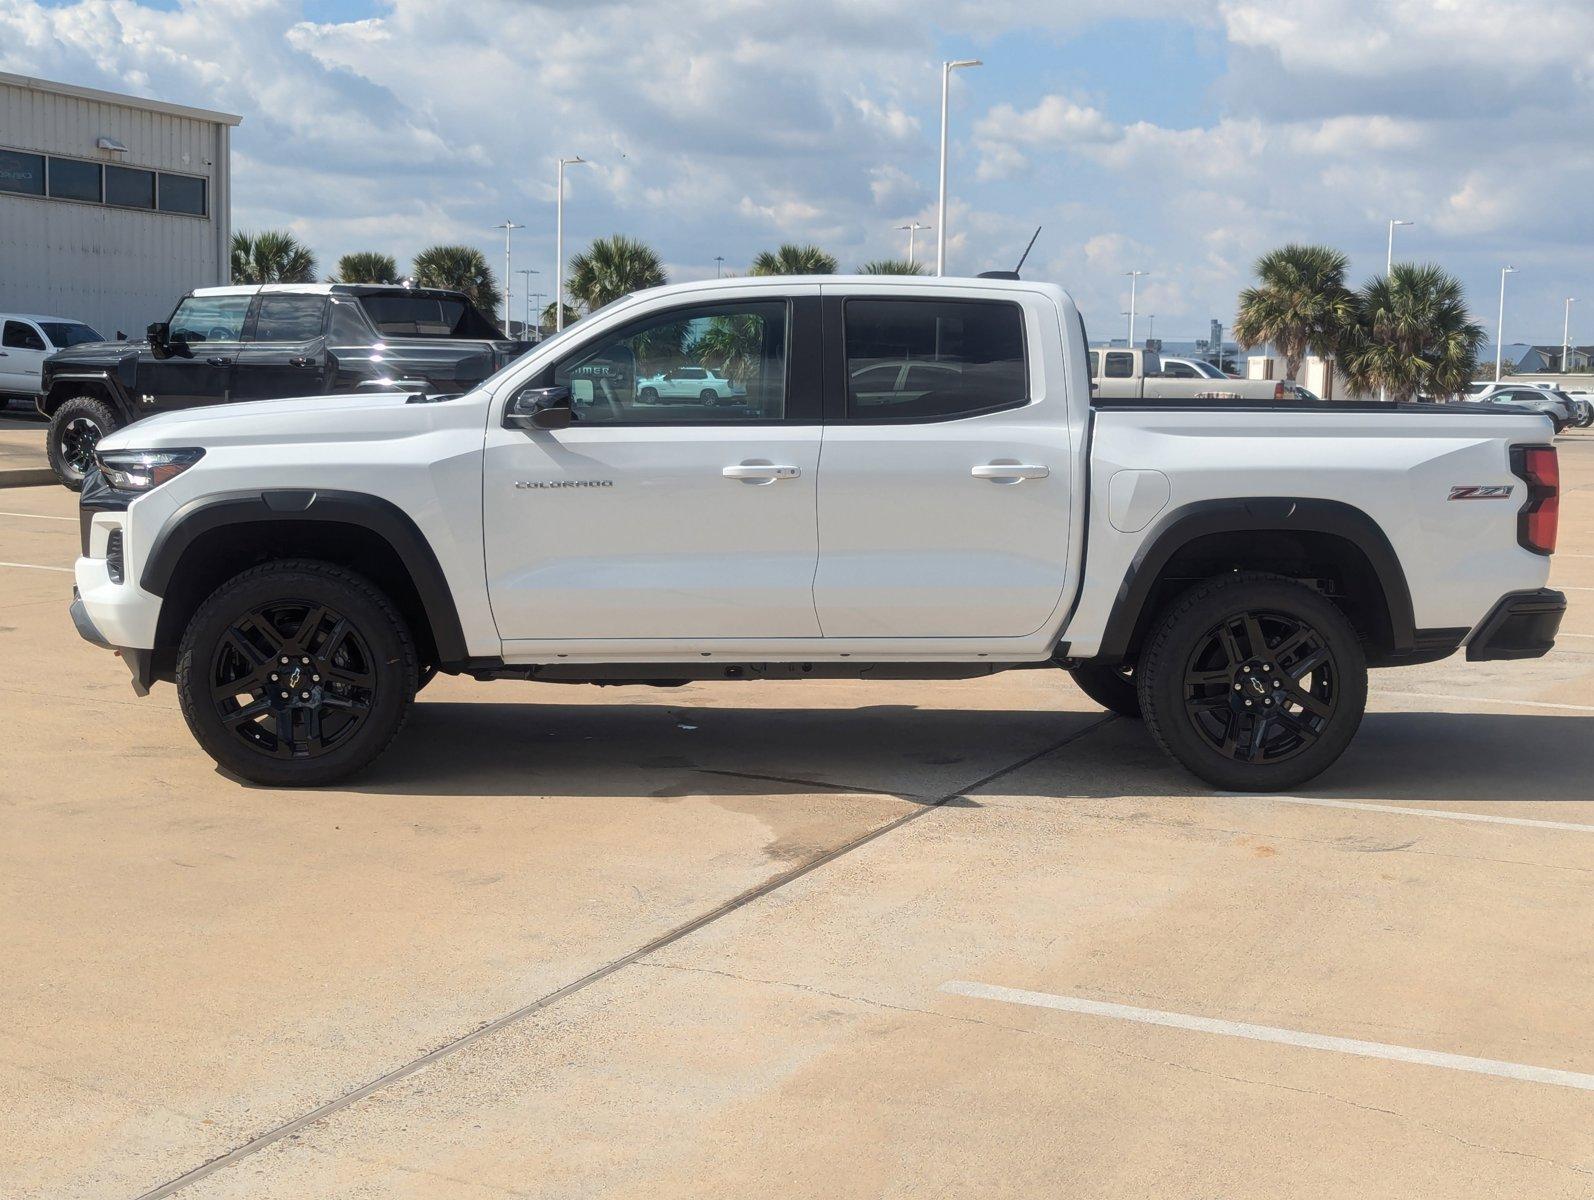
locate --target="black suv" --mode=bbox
[39,284,531,488]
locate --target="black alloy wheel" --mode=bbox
[1181,609,1336,765]
[209,599,378,760]
[177,560,416,786]
[47,394,122,490]
[1137,573,1367,791]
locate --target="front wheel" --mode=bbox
[48,395,122,491]
[1136,573,1366,792]
[638,386,659,404]
[176,560,417,787]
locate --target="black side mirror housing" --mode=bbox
[505,385,574,431]
[146,321,171,359]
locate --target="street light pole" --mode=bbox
[936,59,981,277]
[516,268,538,337]
[714,255,725,279]
[1563,297,1578,374]
[898,221,931,267]
[494,220,522,335]
[1495,265,1515,383]
[1123,270,1148,347]
[555,156,587,332]
[1381,220,1412,402]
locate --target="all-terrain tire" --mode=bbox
[48,395,121,491]
[1068,662,1142,718]
[1136,572,1367,792]
[176,559,417,787]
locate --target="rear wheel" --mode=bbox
[47,395,121,491]
[1068,661,1142,718]
[700,388,719,406]
[1137,573,1366,791]
[176,560,417,787]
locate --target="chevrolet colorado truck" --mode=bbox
[39,282,528,489]
[68,276,1566,791]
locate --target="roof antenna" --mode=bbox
[977,226,1041,280]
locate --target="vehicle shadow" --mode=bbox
[345,697,1591,807]
[348,697,1102,802]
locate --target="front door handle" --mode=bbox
[972,462,1049,481]
[723,463,801,483]
[206,356,233,366]
[289,356,316,368]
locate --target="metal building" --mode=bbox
[0,72,240,339]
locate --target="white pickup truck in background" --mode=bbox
[69,275,1564,793]
[1091,346,1307,401]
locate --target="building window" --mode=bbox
[158,172,206,216]
[48,157,102,203]
[105,164,156,209]
[0,148,45,196]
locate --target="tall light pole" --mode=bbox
[935,58,981,277]
[517,268,538,337]
[1124,270,1148,347]
[530,292,546,334]
[1563,297,1578,374]
[555,156,587,332]
[1495,265,1515,382]
[1380,220,1413,401]
[714,255,725,279]
[495,220,522,335]
[898,221,931,267]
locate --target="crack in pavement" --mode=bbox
[130,714,1116,1199]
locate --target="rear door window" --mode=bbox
[842,298,1026,421]
[251,294,327,342]
[1104,352,1134,378]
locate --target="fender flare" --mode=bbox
[140,489,469,663]
[44,370,137,422]
[1094,497,1416,662]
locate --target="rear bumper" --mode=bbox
[1466,588,1566,662]
[70,590,153,696]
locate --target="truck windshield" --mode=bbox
[40,322,103,346]
[358,294,502,339]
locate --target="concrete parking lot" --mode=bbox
[3,435,1592,1199]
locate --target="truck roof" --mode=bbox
[615,273,1077,309]
[190,283,468,298]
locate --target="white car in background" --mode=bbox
[1,314,104,405]
[635,366,745,406]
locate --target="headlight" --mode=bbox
[96,448,205,492]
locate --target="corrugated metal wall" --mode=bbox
[0,80,232,339]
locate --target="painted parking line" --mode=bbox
[0,510,75,522]
[0,560,72,573]
[1244,794,1594,832]
[1375,689,1594,714]
[941,981,1594,1092]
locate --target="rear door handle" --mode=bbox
[723,463,801,483]
[206,356,232,366]
[971,463,1049,481]
[289,356,315,368]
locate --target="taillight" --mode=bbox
[1511,444,1559,555]
[1273,381,1286,400]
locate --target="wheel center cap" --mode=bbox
[1246,674,1268,697]
[288,666,303,690]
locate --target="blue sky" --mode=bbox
[7,0,1593,347]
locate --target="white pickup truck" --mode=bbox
[69,275,1565,792]
[1091,346,1305,401]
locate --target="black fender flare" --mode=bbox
[140,489,469,663]
[1094,497,1416,663]
[44,370,138,422]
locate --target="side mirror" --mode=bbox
[505,385,574,431]
[146,321,171,359]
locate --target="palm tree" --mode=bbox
[540,300,582,329]
[1339,263,1484,402]
[412,245,501,316]
[335,251,397,284]
[566,235,667,315]
[231,230,317,284]
[749,244,837,276]
[859,258,928,275]
[1233,244,1356,381]
[686,314,768,384]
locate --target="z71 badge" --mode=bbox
[1448,485,1514,500]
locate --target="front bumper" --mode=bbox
[70,590,153,696]
[1466,588,1566,662]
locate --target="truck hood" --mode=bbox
[96,390,461,452]
[46,340,145,368]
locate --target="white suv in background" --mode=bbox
[635,366,745,406]
[0,315,104,405]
